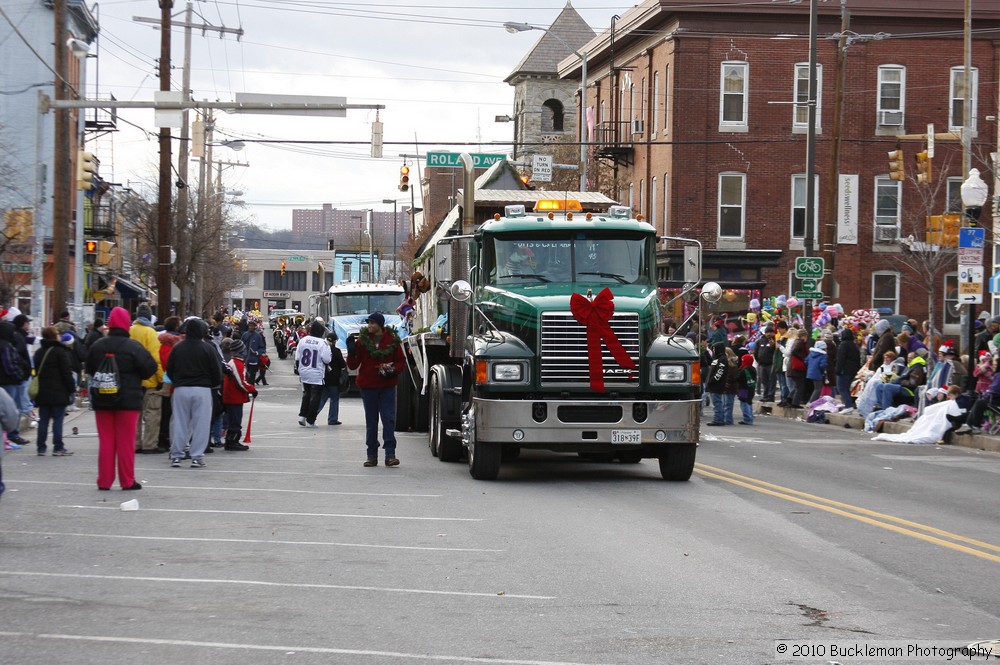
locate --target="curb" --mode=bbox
[754,402,1000,454]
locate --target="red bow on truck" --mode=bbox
[570,287,637,392]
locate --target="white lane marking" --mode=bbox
[0,530,503,552]
[59,505,482,521]
[0,631,595,664]
[0,572,554,600]
[17,480,439,497]
[871,454,1000,474]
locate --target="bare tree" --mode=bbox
[0,123,37,309]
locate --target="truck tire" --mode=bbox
[396,364,413,433]
[413,379,429,433]
[658,444,697,481]
[431,366,463,462]
[466,406,501,480]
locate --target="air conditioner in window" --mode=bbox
[874,225,899,242]
[879,110,904,127]
[631,119,644,134]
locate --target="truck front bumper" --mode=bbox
[472,397,699,451]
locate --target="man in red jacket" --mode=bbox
[345,312,406,467]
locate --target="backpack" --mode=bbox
[1,342,27,382]
[89,352,122,407]
[28,348,53,401]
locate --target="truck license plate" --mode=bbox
[611,430,641,444]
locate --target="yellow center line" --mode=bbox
[694,463,1000,565]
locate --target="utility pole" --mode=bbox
[134,2,242,318]
[821,4,850,299]
[51,0,70,323]
[156,0,173,319]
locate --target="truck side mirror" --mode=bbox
[450,280,472,302]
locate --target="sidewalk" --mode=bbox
[754,400,1000,454]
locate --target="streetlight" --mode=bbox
[383,199,399,280]
[961,168,989,388]
[503,21,587,192]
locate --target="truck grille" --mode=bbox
[540,312,640,387]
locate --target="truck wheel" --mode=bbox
[501,444,520,461]
[413,380,429,433]
[432,368,463,462]
[396,365,413,433]
[658,444,697,481]
[466,407,501,480]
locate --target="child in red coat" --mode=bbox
[220,338,256,450]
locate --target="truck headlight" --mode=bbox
[492,362,525,382]
[654,364,686,383]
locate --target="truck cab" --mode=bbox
[407,199,707,481]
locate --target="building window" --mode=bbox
[946,177,963,213]
[541,99,564,132]
[944,272,960,326]
[793,63,822,129]
[663,65,670,134]
[652,72,659,136]
[874,177,901,242]
[628,182,634,209]
[790,175,820,239]
[718,173,745,238]
[872,272,900,313]
[950,66,978,131]
[639,179,645,217]
[877,65,905,126]
[651,176,658,229]
[264,270,306,291]
[663,173,669,235]
[720,61,748,126]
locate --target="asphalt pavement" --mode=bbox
[1,360,998,665]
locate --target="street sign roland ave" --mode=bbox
[426,151,506,169]
[794,256,824,279]
[795,291,823,300]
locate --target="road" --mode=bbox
[1,359,998,664]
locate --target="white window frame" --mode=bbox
[663,173,669,235]
[946,177,964,213]
[719,61,748,131]
[793,63,822,131]
[877,65,905,116]
[718,172,746,239]
[949,66,978,132]
[652,72,659,136]
[790,174,820,240]
[872,271,900,314]
[663,65,670,135]
[873,176,901,231]
[943,271,961,328]
[651,176,658,229]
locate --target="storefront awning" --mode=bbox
[115,276,147,299]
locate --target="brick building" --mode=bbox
[545,0,999,336]
[292,203,409,259]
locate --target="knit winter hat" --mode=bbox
[874,319,891,335]
[813,340,827,353]
[107,307,132,330]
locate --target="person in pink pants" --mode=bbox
[84,307,158,490]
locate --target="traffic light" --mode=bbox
[941,214,962,247]
[84,239,98,264]
[97,240,116,266]
[280,261,286,276]
[77,150,96,190]
[915,150,932,185]
[887,149,905,181]
[398,164,410,192]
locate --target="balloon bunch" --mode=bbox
[838,308,881,333]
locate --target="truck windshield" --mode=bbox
[489,235,650,285]
[332,293,403,315]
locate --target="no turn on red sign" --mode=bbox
[532,155,552,182]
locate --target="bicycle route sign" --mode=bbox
[794,256,824,280]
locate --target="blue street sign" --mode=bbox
[990,271,1000,294]
[959,227,985,249]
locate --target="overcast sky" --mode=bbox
[89,1,618,231]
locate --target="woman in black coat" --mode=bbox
[836,327,863,410]
[32,327,77,456]
[85,307,158,491]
